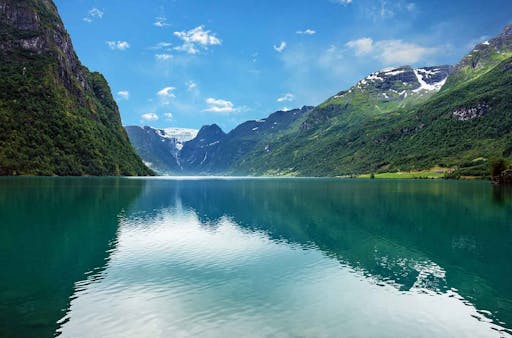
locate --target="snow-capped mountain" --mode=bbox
[348,65,453,100]
[153,128,199,150]
[125,126,198,174]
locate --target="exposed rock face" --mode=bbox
[453,24,512,73]
[0,0,88,93]
[0,0,151,175]
[452,103,490,121]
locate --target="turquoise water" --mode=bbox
[0,177,511,337]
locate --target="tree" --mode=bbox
[490,158,507,178]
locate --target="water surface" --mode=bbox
[0,177,511,337]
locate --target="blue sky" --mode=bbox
[54,0,512,131]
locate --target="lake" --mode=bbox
[0,177,511,337]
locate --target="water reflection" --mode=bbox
[0,178,145,338]
[57,178,512,337]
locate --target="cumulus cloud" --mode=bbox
[173,26,221,55]
[141,113,159,121]
[83,8,103,23]
[346,37,437,65]
[164,112,173,121]
[203,98,236,114]
[274,41,287,53]
[277,93,295,102]
[106,41,130,51]
[296,29,316,35]
[117,90,129,100]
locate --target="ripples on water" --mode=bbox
[0,178,511,337]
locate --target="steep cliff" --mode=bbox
[0,0,152,175]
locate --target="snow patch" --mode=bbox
[157,128,198,142]
[384,69,407,76]
[413,69,446,93]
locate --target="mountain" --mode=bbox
[123,25,511,178]
[0,0,152,176]
[232,25,512,177]
[125,126,197,174]
[180,106,313,174]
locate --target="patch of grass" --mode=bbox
[359,169,448,180]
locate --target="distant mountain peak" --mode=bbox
[196,124,225,139]
[348,65,452,101]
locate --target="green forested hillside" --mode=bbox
[232,28,512,177]
[0,0,152,176]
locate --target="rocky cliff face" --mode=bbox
[454,24,512,73]
[0,0,152,175]
[0,0,88,95]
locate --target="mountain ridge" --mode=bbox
[232,25,512,177]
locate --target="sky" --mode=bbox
[54,0,512,131]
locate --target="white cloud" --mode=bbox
[375,40,437,64]
[157,86,176,104]
[281,107,291,112]
[154,17,170,27]
[155,54,173,61]
[141,113,159,121]
[186,81,198,91]
[346,37,437,65]
[277,93,295,102]
[274,41,287,53]
[83,8,103,23]
[117,90,129,100]
[331,0,353,4]
[345,38,374,55]
[174,26,221,55]
[204,98,236,114]
[164,112,173,121]
[296,29,316,35]
[106,41,130,51]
